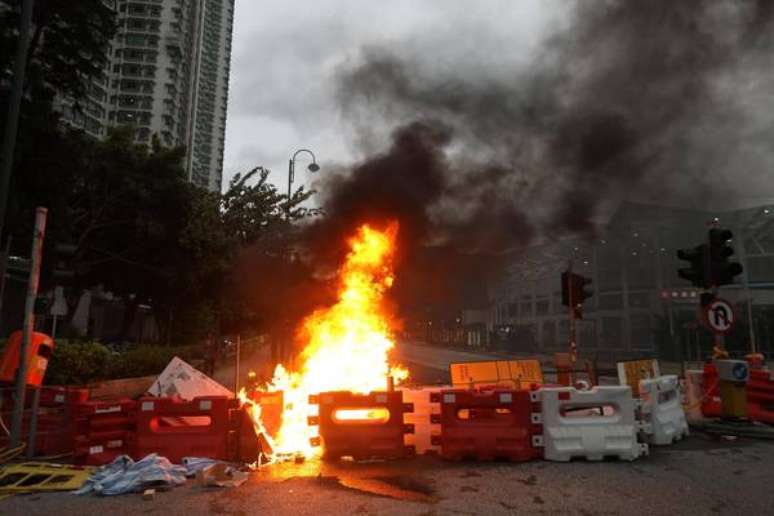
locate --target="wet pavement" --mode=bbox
[2,432,774,516]
[4,343,771,514]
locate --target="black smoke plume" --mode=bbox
[278,1,774,329]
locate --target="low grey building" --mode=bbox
[490,202,774,361]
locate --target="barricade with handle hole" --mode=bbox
[308,391,414,461]
[133,396,238,464]
[638,375,689,445]
[73,399,136,465]
[702,363,774,424]
[537,385,648,462]
[429,388,542,462]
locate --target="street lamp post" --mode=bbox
[287,149,320,219]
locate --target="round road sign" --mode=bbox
[703,298,735,334]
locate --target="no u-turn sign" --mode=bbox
[703,298,735,334]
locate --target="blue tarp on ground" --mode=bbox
[74,454,187,496]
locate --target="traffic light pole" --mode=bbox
[568,261,577,364]
[10,207,47,448]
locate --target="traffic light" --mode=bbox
[561,271,593,319]
[677,244,709,288]
[52,243,78,282]
[708,229,743,287]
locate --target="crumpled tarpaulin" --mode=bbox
[74,454,187,496]
[181,457,219,477]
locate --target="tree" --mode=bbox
[1,0,116,244]
[0,0,116,103]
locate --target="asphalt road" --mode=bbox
[3,435,774,516]
[3,341,773,515]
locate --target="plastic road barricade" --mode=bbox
[537,385,648,462]
[429,388,542,462]
[638,375,689,445]
[74,399,136,465]
[308,391,415,461]
[745,368,774,425]
[134,396,237,464]
[702,363,774,424]
[401,386,446,455]
[700,363,722,418]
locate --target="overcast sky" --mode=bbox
[222,0,563,193]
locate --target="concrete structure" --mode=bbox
[60,0,234,192]
[490,202,774,361]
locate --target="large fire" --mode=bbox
[240,222,408,459]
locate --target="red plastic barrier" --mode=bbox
[40,386,89,407]
[73,399,136,465]
[747,369,774,424]
[245,390,283,438]
[75,430,133,465]
[308,391,414,460]
[701,363,774,424]
[701,363,722,418]
[429,389,542,462]
[0,386,88,456]
[133,396,238,464]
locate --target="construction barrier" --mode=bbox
[638,375,689,445]
[700,363,722,418]
[400,386,446,455]
[683,370,706,422]
[0,386,89,457]
[133,396,238,464]
[701,363,774,424]
[308,391,414,460]
[745,368,774,425]
[244,390,283,438]
[74,399,136,465]
[429,388,542,462]
[537,385,648,462]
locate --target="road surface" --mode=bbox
[3,341,773,515]
[3,434,773,515]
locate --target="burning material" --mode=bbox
[240,222,408,459]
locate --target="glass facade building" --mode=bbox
[490,202,774,361]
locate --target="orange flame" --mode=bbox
[240,222,408,458]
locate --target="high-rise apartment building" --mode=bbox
[60,0,234,192]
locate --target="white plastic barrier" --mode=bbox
[400,386,447,455]
[639,375,689,445]
[536,386,648,462]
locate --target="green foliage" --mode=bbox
[0,0,117,103]
[44,340,111,385]
[43,341,203,385]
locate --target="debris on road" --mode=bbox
[196,462,247,488]
[142,488,155,500]
[0,462,93,497]
[148,357,233,400]
[75,454,187,496]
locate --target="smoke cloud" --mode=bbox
[289,1,774,323]
[316,0,774,249]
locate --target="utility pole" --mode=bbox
[10,207,47,448]
[568,261,577,365]
[0,0,36,239]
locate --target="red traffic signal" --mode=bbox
[561,271,593,319]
